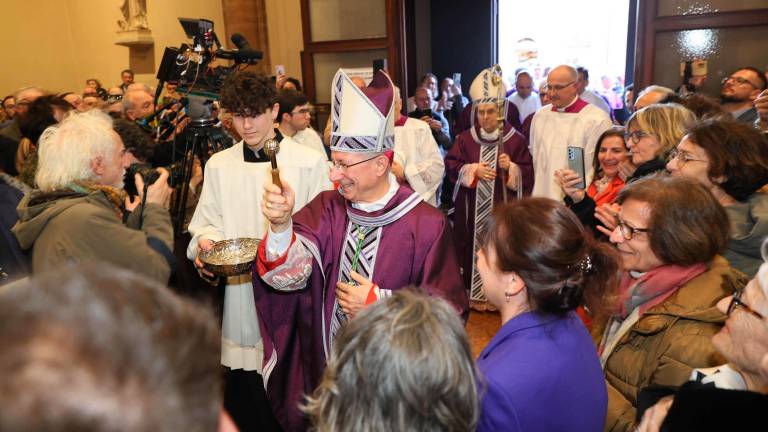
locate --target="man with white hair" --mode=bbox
[12,110,174,283]
[392,86,445,206]
[530,65,611,200]
[124,87,156,121]
[634,85,676,111]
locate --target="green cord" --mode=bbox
[348,225,371,284]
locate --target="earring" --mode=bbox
[504,292,513,302]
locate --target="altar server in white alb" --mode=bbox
[275,89,328,159]
[530,65,612,200]
[185,71,330,431]
[391,86,445,206]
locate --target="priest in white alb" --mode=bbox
[392,86,445,206]
[530,65,612,200]
[275,89,328,159]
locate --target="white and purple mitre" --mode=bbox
[469,65,508,106]
[469,65,516,142]
[329,69,395,153]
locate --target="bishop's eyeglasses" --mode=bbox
[331,155,379,172]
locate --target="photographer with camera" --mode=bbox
[12,110,175,284]
[408,86,452,151]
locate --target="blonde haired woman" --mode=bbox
[595,103,696,235]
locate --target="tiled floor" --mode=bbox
[466,310,501,358]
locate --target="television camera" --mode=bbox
[151,18,262,234]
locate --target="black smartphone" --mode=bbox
[567,146,586,189]
[408,108,432,120]
[373,58,387,73]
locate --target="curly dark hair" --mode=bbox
[113,118,155,162]
[220,71,277,116]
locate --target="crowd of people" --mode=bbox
[1,59,768,432]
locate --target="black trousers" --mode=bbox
[223,368,283,432]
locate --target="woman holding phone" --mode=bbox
[555,104,695,235]
[555,127,629,234]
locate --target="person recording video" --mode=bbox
[408,87,451,150]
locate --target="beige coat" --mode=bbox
[602,256,746,431]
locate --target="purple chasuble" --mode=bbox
[445,124,533,292]
[252,184,468,431]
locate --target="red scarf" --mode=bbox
[615,263,708,319]
[587,175,625,207]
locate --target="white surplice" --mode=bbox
[529,100,612,200]
[394,117,445,206]
[292,127,327,159]
[186,138,331,372]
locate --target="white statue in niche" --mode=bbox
[118,0,149,31]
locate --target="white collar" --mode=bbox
[479,128,500,140]
[351,173,399,212]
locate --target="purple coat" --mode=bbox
[253,184,468,431]
[477,311,607,432]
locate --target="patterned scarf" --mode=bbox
[68,180,127,220]
[615,263,708,319]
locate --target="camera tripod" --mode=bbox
[170,95,232,236]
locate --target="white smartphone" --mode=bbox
[567,146,586,189]
[275,64,285,76]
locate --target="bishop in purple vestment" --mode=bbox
[445,67,534,304]
[252,69,467,431]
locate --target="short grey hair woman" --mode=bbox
[304,289,478,432]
